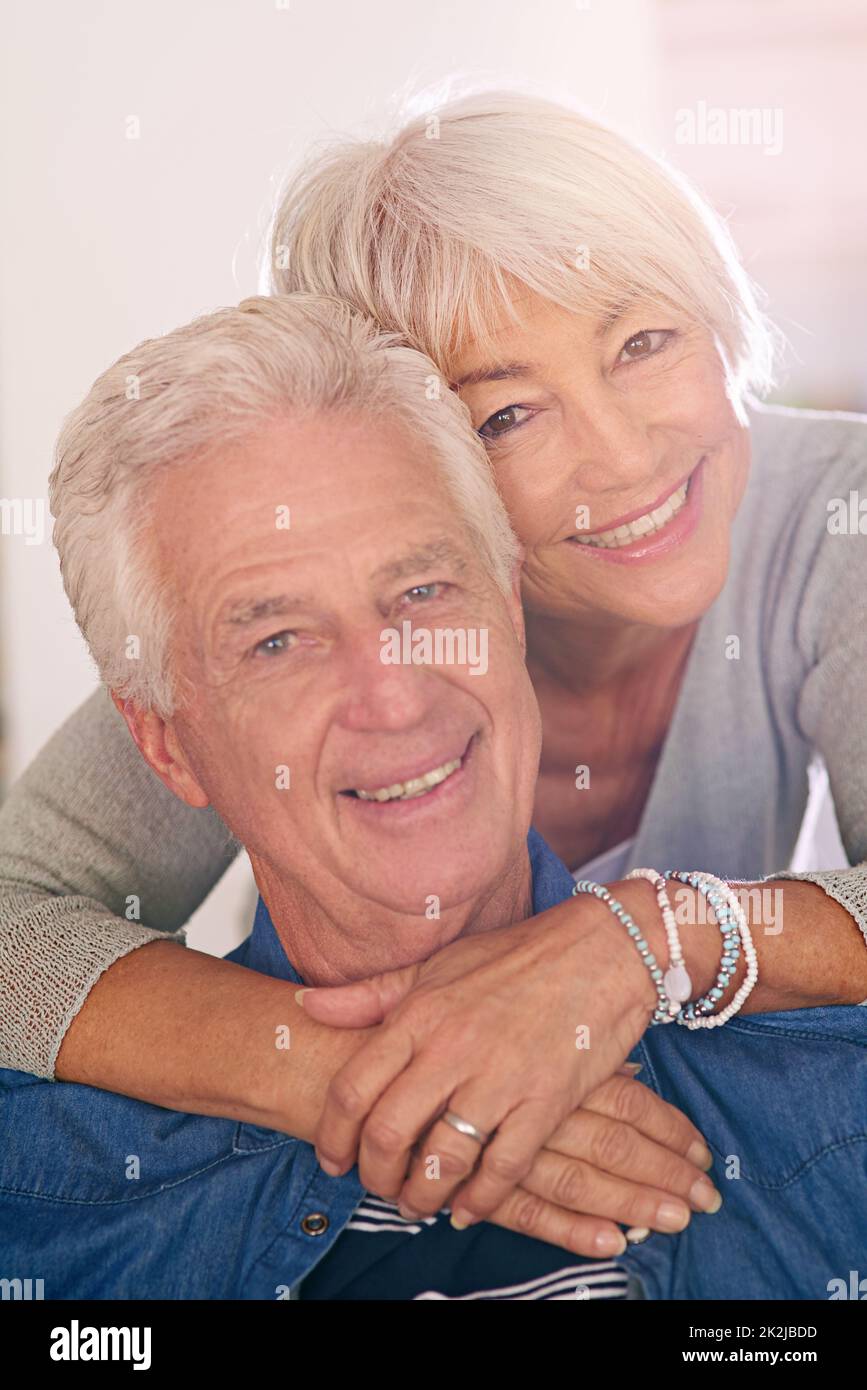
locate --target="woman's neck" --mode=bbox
[525,610,700,869]
[525,606,698,698]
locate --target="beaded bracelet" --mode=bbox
[626,868,692,1019]
[665,870,758,1028]
[661,870,739,1023]
[572,879,672,1026]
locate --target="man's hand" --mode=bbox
[436,1073,718,1254]
[296,881,684,1223]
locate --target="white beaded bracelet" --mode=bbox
[626,867,692,1019]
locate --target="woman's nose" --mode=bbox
[562,396,659,496]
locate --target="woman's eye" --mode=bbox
[254,630,297,657]
[617,329,672,364]
[478,404,532,440]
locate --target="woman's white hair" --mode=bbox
[270,90,778,400]
[50,294,520,716]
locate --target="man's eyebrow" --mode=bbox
[218,594,316,630]
[371,538,470,587]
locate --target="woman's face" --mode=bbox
[451,290,751,632]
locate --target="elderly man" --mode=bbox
[1,296,864,1300]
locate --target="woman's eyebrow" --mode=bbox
[452,361,537,389]
[452,312,630,388]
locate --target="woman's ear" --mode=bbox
[109,691,210,808]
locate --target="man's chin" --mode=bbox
[336,832,515,921]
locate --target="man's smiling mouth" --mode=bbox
[339,736,474,805]
[351,756,463,802]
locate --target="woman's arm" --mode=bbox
[0,688,237,1076]
[55,938,369,1144]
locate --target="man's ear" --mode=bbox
[110,691,210,808]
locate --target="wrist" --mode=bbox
[615,876,746,1012]
[257,1013,372,1142]
[570,877,728,1023]
[569,877,664,1024]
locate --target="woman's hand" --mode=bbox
[296,880,683,1224]
[481,1072,719,1255]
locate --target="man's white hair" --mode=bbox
[271,90,779,400]
[50,294,520,716]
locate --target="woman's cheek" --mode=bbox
[490,451,567,548]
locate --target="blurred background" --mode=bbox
[1,0,862,948]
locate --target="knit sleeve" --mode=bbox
[771,866,867,950]
[771,415,867,952]
[0,688,239,1079]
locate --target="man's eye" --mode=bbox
[478,404,532,441]
[254,630,297,657]
[616,329,673,364]
[402,582,446,604]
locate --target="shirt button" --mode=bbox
[301,1212,329,1237]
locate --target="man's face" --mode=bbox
[146,411,541,933]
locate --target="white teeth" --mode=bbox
[575,480,689,548]
[354,756,462,803]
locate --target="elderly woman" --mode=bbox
[3,92,866,1258]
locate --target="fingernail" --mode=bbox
[318,1157,341,1177]
[450,1210,475,1231]
[294,989,310,1005]
[656,1200,691,1233]
[625,1226,650,1245]
[594,1229,627,1256]
[399,1204,420,1221]
[690,1179,723,1214]
[687,1140,714,1171]
[620,1062,643,1076]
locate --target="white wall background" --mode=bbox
[0,0,663,947]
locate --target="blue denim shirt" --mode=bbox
[1,829,865,1299]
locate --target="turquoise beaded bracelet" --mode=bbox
[572,879,672,1026]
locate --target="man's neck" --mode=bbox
[250,842,534,986]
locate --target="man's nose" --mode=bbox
[335,627,437,732]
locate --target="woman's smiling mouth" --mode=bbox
[567,458,705,564]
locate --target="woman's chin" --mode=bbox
[529,542,730,630]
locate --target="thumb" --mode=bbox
[294,962,422,1027]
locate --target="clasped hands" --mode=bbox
[295,888,721,1257]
